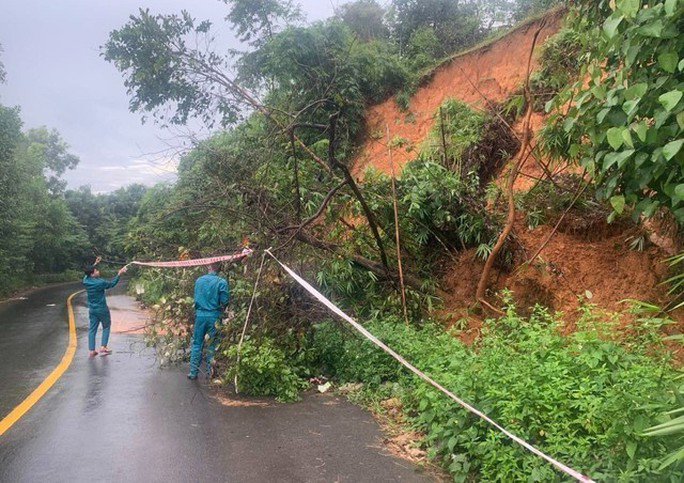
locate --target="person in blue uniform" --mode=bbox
[188,255,249,380]
[82,258,127,357]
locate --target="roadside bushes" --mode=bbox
[225,338,308,403]
[309,299,683,481]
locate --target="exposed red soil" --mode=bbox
[443,217,670,314]
[352,10,565,179]
[353,8,682,337]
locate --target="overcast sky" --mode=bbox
[0,0,335,192]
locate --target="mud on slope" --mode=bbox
[353,7,681,326]
[352,9,565,179]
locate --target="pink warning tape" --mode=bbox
[130,248,253,268]
[264,249,594,483]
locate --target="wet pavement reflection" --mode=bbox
[0,283,429,482]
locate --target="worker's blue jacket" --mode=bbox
[194,273,229,318]
[83,275,120,312]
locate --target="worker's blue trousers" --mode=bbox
[189,315,220,377]
[88,310,111,351]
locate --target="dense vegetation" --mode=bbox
[0,51,147,295]
[98,0,684,479]
[2,0,683,479]
[541,0,684,223]
[0,103,88,294]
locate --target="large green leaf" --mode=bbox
[603,15,624,38]
[633,121,648,142]
[624,82,648,100]
[638,20,664,38]
[607,127,625,150]
[663,139,684,160]
[658,52,679,73]
[610,195,626,214]
[659,90,683,111]
[622,99,640,116]
[617,0,641,17]
[674,184,684,201]
[603,149,635,169]
[665,0,678,16]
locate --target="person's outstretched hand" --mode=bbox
[118,266,128,276]
[94,256,102,265]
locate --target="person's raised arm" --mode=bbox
[104,266,127,289]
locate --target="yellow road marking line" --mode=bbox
[0,290,81,436]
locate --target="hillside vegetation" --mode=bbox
[2,0,680,480]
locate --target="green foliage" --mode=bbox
[421,98,518,183]
[310,301,683,481]
[103,9,242,128]
[405,26,441,72]
[530,27,583,109]
[512,0,563,22]
[541,0,684,224]
[225,338,308,402]
[388,0,483,56]
[0,104,89,294]
[643,405,684,470]
[223,0,302,47]
[0,105,27,292]
[65,184,147,261]
[25,127,79,196]
[422,99,487,168]
[337,0,389,41]
[664,251,684,311]
[517,175,601,229]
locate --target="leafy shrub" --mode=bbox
[225,338,308,402]
[421,99,487,169]
[310,301,683,481]
[516,174,606,230]
[422,98,518,181]
[405,26,442,73]
[529,27,583,109]
[396,89,412,111]
[541,1,684,224]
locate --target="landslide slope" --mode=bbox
[353,8,564,178]
[353,7,680,328]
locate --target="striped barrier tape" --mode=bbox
[129,248,253,268]
[264,249,594,483]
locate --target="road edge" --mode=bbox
[0,290,81,436]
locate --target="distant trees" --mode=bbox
[0,55,147,293]
[0,104,89,293]
[65,184,148,261]
[224,0,303,47]
[389,0,482,55]
[333,0,561,57]
[337,0,389,41]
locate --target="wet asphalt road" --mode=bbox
[0,282,430,482]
